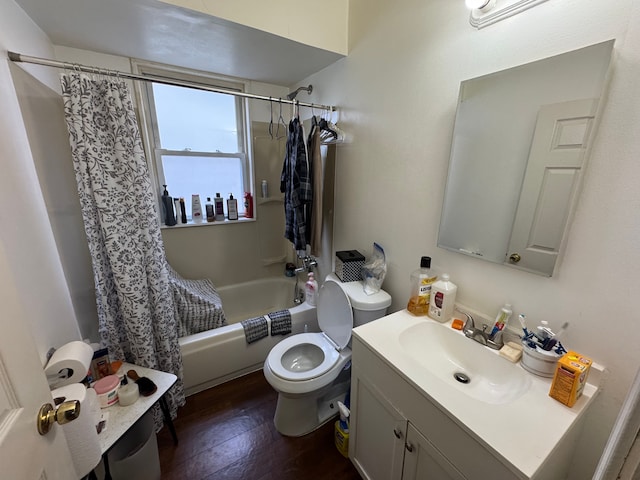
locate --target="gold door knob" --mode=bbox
[37,400,81,435]
[509,253,521,263]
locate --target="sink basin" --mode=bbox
[398,321,532,404]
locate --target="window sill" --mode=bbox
[160,216,255,230]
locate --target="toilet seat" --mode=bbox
[267,279,353,382]
[267,333,339,381]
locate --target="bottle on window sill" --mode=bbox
[244,192,254,218]
[174,198,183,225]
[205,197,215,223]
[161,185,177,226]
[192,194,203,223]
[214,193,225,222]
[179,198,187,224]
[227,194,239,221]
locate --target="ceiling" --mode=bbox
[14,0,344,86]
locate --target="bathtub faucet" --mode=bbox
[293,281,305,305]
[295,256,318,274]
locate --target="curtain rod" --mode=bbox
[8,51,336,112]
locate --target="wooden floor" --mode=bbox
[156,371,362,480]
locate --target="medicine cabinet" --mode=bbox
[437,40,614,276]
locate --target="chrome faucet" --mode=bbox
[462,313,504,350]
[293,279,305,305]
[294,255,318,274]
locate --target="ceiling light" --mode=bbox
[468,0,548,28]
[465,0,491,9]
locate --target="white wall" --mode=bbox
[0,0,81,362]
[161,0,349,55]
[299,0,640,478]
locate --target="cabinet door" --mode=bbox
[402,423,467,480]
[350,372,406,480]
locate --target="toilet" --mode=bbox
[263,273,391,436]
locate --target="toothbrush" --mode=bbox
[518,314,529,337]
[555,322,569,340]
[544,322,569,351]
[554,341,567,355]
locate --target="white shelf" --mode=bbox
[257,196,284,205]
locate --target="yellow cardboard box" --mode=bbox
[549,351,592,407]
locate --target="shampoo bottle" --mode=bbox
[205,197,215,222]
[490,303,512,338]
[227,193,238,220]
[191,194,203,223]
[407,256,437,316]
[179,197,187,224]
[428,273,457,323]
[161,185,177,226]
[214,193,225,221]
[174,198,183,224]
[305,272,318,306]
[244,192,254,218]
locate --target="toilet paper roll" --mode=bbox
[44,341,94,388]
[51,383,102,478]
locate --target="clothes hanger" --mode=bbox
[310,104,317,127]
[293,99,300,120]
[268,97,274,139]
[275,98,288,139]
[320,109,345,144]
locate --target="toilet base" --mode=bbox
[273,380,350,437]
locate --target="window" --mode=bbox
[135,62,251,222]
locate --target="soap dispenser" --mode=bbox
[305,272,318,306]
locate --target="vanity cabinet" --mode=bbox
[349,336,519,480]
[403,423,467,480]
[350,371,465,480]
[349,372,405,479]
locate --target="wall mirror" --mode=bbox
[438,40,614,276]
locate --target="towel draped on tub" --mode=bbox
[168,265,227,337]
[269,310,292,336]
[241,316,269,344]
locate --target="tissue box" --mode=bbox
[549,351,592,407]
[335,250,365,282]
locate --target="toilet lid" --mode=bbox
[317,279,353,350]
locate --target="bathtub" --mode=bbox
[179,276,319,396]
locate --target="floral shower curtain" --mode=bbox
[60,72,185,425]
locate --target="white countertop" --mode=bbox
[97,362,177,453]
[352,310,603,479]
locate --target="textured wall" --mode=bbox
[298,0,640,477]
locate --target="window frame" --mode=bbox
[132,60,253,224]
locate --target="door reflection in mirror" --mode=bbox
[438,40,614,276]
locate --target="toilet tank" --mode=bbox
[326,273,392,327]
